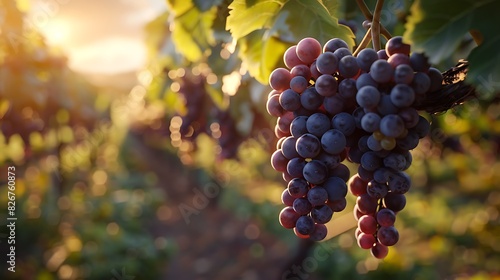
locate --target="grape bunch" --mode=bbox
[267,36,439,258]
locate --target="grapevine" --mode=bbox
[268,14,450,256]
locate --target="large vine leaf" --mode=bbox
[404,0,500,97]
[227,0,355,84]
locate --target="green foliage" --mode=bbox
[404,0,500,97]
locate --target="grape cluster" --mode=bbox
[267,36,439,257]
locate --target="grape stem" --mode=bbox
[353,27,372,56]
[355,0,392,39]
[371,0,384,51]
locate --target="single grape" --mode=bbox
[323,95,345,115]
[356,73,378,90]
[376,208,396,227]
[367,135,383,151]
[332,112,356,136]
[361,112,381,133]
[279,206,301,229]
[390,84,415,108]
[290,116,309,137]
[311,205,334,224]
[310,61,321,80]
[411,72,431,96]
[358,165,374,182]
[357,232,376,249]
[322,176,348,201]
[296,133,321,158]
[295,215,315,235]
[338,78,357,101]
[307,186,328,206]
[373,167,391,184]
[323,38,349,53]
[383,152,407,171]
[296,37,322,64]
[315,74,338,97]
[321,129,347,155]
[379,114,405,138]
[301,87,324,110]
[288,178,309,198]
[413,116,430,138]
[383,193,406,212]
[398,107,419,128]
[385,36,411,56]
[356,193,378,214]
[410,52,430,72]
[333,47,352,61]
[377,49,389,60]
[271,149,288,172]
[290,64,312,80]
[387,53,410,68]
[361,151,382,171]
[293,197,313,215]
[339,55,360,78]
[428,67,443,92]
[316,152,341,171]
[279,88,301,111]
[287,157,307,178]
[290,76,309,93]
[266,94,284,117]
[284,45,304,69]
[387,171,411,194]
[316,52,339,75]
[377,226,399,246]
[356,85,381,109]
[367,180,388,199]
[358,214,377,234]
[393,64,414,85]
[348,174,368,196]
[309,223,328,241]
[352,107,366,129]
[327,198,347,212]
[357,48,379,72]
[281,188,296,206]
[303,160,328,185]
[277,111,295,134]
[329,164,351,182]
[306,113,331,137]
[370,60,394,84]
[281,136,299,159]
[269,68,292,91]
[370,242,389,259]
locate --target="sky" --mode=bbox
[28,0,167,74]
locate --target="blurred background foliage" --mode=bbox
[0,0,499,279]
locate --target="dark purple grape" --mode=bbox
[323,95,345,115]
[367,180,388,199]
[390,84,415,108]
[306,112,331,137]
[377,226,399,246]
[383,153,406,171]
[357,48,379,72]
[301,87,324,110]
[321,129,347,155]
[290,116,309,137]
[398,107,419,128]
[393,64,414,85]
[356,73,378,90]
[295,215,315,235]
[332,112,356,136]
[315,74,338,97]
[339,55,360,78]
[377,49,389,60]
[287,157,307,178]
[307,186,328,206]
[376,208,396,227]
[370,242,389,259]
[323,38,349,53]
[379,114,405,138]
[333,47,352,60]
[287,178,309,198]
[330,163,350,182]
[338,78,357,100]
[356,85,381,109]
[327,197,347,212]
[316,52,339,75]
[309,224,328,241]
[290,76,309,93]
[366,135,382,151]
[311,205,334,224]
[281,136,300,159]
[411,72,431,96]
[361,112,381,133]
[303,160,328,184]
[316,152,341,171]
[281,188,296,206]
[428,67,443,92]
[410,52,430,72]
[360,151,382,171]
[352,107,366,129]
[413,116,430,138]
[387,171,411,194]
[373,167,392,184]
[322,176,348,201]
[293,197,313,215]
[370,60,394,84]
[296,133,321,158]
[383,193,406,212]
[279,89,301,111]
[357,165,374,181]
[377,94,399,115]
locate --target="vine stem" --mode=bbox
[355,0,392,40]
[371,0,384,51]
[353,27,372,56]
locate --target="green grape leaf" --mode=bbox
[171,6,217,62]
[227,0,355,84]
[404,0,500,96]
